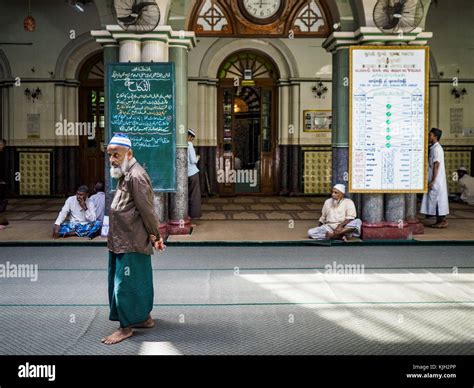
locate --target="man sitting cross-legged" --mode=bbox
[52,185,100,239]
[308,184,362,242]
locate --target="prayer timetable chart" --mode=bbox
[350,47,428,192]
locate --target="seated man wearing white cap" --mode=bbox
[308,184,362,241]
[457,166,474,205]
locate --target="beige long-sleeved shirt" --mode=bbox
[54,196,96,226]
[319,198,357,229]
[459,174,474,205]
[108,158,161,255]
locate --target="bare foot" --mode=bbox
[101,327,133,345]
[431,220,448,229]
[131,315,155,329]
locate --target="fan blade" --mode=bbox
[132,2,157,13]
[383,19,400,30]
[393,3,405,15]
[118,15,138,24]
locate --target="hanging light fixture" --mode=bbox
[23,0,36,32]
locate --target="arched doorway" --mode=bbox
[217,51,279,195]
[78,52,105,190]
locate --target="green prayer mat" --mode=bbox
[108,251,154,328]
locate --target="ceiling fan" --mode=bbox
[113,0,161,33]
[373,0,424,34]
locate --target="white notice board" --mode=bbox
[349,46,429,193]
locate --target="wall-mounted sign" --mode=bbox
[349,46,429,193]
[108,63,176,192]
[450,108,463,135]
[26,113,40,139]
[303,110,332,132]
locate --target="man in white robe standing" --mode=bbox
[421,128,449,228]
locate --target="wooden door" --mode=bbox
[79,87,105,190]
[217,81,277,195]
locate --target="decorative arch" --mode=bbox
[189,0,235,36]
[287,0,331,36]
[187,0,332,37]
[199,38,298,79]
[78,51,104,86]
[217,51,280,80]
[54,32,102,80]
[0,49,12,80]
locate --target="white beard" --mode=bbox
[110,158,130,179]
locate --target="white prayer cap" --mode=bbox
[458,166,468,172]
[188,128,197,137]
[333,184,346,194]
[109,133,131,148]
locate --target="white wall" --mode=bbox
[185,0,474,147]
[187,36,333,147]
[0,0,101,145]
[426,0,474,145]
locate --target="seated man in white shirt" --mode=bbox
[308,184,362,241]
[457,167,474,205]
[90,181,106,223]
[52,185,100,239]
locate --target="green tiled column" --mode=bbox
[169,44,191,234]
[103,44,119,214]
[331,48,349,189]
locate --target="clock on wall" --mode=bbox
[238,0,284,24]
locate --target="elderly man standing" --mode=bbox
[308,184,362,241]
[101,133,165,345]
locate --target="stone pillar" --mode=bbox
[331,48,349,188]
[92,26,196,239]
[362,194,384,223]
[322,29,433,241]
[406,193,424,234]
[385,194,406,226]
[119,40,141,62]
[103,43,119,215]
[139,38,169,238]
[384,194,412,239]
[290,82,301,194]
[361,194,384,239]
[279,81,290,195]
[168,43,192,235]
[142,39,168,62]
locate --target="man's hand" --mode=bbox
[428,181,435,190]
[78,197,87,210]
[150,235,166,252]
[154,237,166,252]
[52,225,60,239]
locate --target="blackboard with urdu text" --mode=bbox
[108,62,176,192]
